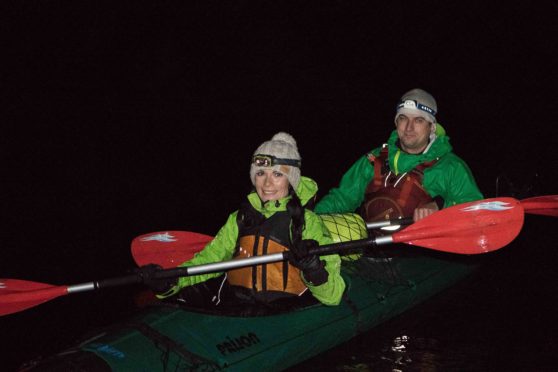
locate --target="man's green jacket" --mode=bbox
[315,129,483,214]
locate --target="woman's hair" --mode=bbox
[287,189,305,248]
[237,199,264,230]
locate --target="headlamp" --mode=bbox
[396,99,437,117]
[252,154,301,168]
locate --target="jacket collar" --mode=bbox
[386,129,453,173]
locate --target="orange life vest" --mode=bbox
[361,146,436,223]
[227,209,307,296]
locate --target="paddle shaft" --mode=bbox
[68,275,143,294]
[366,217,413,230]
[150,236,385,280]
[64,236,384,294]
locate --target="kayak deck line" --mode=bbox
[125,320,220,369]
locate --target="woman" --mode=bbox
[145,132,345,310]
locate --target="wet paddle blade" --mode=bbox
[0,279,68,316]
[131,231,212,268]
[393,198,524,254]
[521,195,558,216]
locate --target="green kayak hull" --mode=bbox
[66,253,475,371]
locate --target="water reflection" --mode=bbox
[291,323,492,372]
[332,332,489,372]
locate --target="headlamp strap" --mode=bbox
[252,154,301,168]
[397,99,437,117]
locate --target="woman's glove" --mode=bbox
[136,264,178,294]
[289,239,329,286]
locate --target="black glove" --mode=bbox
[289,239,329,286]
[136,264,177,294]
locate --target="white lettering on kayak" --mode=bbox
[461,201,513,212]
[140,232,177,243]
[0,282,5,289]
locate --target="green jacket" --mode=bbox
[315,129,483,214]
[161,176,346,306]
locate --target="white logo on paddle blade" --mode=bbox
[461,201,513,212]
[140,232,177,243]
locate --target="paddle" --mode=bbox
[362,194,558,233]
[132,193,551,268]
[519,194,558,216]
[132,231,213,269]
[365,195,558,229]
[0,197,524,316]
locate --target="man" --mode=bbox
[314,88,483,222]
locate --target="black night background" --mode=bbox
[2,1,558,370]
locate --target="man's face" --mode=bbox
[395,113,434,154]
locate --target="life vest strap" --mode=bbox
[363,145,438,222]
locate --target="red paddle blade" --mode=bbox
[393,198,524,254]
[521,195,558,216]
[0,279,68,316]
[131,231,213,268]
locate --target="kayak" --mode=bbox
[20,213,480,371]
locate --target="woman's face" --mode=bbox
[254,169,290,202]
